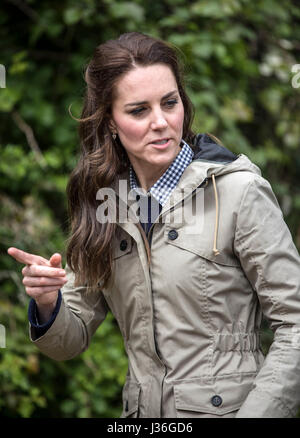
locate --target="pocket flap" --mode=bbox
[164,226,240,267]
[122,380,141,417]
[174,376,254,415]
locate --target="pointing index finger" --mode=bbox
[7,247,50,266]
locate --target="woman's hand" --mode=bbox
[7,247,67,322]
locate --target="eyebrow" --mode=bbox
[124,90,178,107]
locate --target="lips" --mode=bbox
[149,138,170,145]
[149,138,171,149]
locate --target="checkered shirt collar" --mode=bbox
[129,139,194,206]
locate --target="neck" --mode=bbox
[134,164,169,192]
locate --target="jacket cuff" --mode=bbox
[28,290,62,338]
[235,389,292,418]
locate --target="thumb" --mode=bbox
[49,253,62,268]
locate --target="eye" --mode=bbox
[130,107,146,116]
[129,98,179,117]
[164,98,178,108]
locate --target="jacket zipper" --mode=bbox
[147,223,169,417]
[135,177,208,416]
[145,178,208,415]
[147,177,208,238]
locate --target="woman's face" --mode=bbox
[110,63,185,189]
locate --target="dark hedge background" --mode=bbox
[0,0,299,418]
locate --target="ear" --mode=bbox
[108,119,117,133]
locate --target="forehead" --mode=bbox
[113,64,178,103]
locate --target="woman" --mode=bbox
[8,32,300,418]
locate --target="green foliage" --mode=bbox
[0,0,299,418]
[0,306,127,417]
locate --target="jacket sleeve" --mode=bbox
[28,290,63,337]
[29,263,109,361]
[234,175,300,418]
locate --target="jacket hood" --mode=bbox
[193,133,238,163]
[188,134,262,256]
[191,133,261,179]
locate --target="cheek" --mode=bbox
[116,117,146,142]
[173,105,185,131]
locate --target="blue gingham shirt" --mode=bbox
[129,139,194,233]
[129,139,194,206]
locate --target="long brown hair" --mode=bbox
[66,32,195,292]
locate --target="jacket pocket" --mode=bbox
[120,379,141,418]
[173,375,254,418]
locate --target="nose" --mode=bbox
[150,109,168,130]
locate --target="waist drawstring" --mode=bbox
[211,174,220,256]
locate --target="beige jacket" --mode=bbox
[30,137,300,418]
